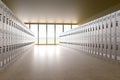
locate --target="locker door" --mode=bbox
[98,19,101,56]
[102,16,107,57]
[95,20,98,55]
[8,11,11,62]
[3,7,7,65]
[99,18,103,56]
[0,3,3,67]
[96,19,99,55]
[116,10,120,61]
[6,9,9,63]
[110,12,116,60]
[88,24,90,54]
[91,22,94,54]
[106,15,111,58]
[90,23,92,54]
[93,21,96,55]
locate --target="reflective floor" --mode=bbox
[0,45,120,80]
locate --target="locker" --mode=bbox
[110,12,116,60]
[0,3,3,67]
[106,14,111,58]
[3,7,7,65]
[6,9,10,63]
[93,21,96,55]
[96,19,99,55]
[94,20,98,55]
[102,16,107,57]
[91,21,94,55]
[98,17,103,56]
[87,23,90,53]
[89,22,92,54]
[115,10,120,61]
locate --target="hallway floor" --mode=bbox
[0,45,120,80]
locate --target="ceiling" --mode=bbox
[2,0,120,24]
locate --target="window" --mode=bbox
[30,24,38,44]
[64,25,71,32]
[39,24,47,44]
[26,23,74,45]
[47,24,55,44]
[56,25,63,44]
[72,25,78,29]
[25,24,30,29]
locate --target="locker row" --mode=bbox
[60,10,120,62]
[0,1,35,68]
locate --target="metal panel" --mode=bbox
[0,2,3,67]
[106,14,111,59]
[116,10,120,61]
[110,12,116,60]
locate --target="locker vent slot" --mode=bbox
[99,26,100,30]
[106,23,108,28]
[116,45,118,50]
[3,46,5,53]
[0,47,1,54]
[102,44,104,49]
[116,21,118,27]
[9,20,11,25]
[96,44,97,48]
[102,25,104,29]
[6,18,8,24]
[3,16,5,23]
[111,45,113,50]
[111,22,113,28]
[106,44,108,49]
[0,14,1,21]
[99,44,100,48]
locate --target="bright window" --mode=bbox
[47,24,55,44]
[64,25,71,32]
[72,25,78,29]
[56,25,63,44]
[39,24,46,44]
[30,24,38,44]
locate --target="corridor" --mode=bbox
[0,45,120,80]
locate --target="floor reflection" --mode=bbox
[33,45,61,66]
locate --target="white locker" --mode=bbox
[3,7,7,65]
[88,23,91,54]
[110,12,116,60]
[91,21,94,54]
[99,18,103,56]
[8,11,11,62]
[106,14,111,58]
[115,10,120,61]
[102,16,107,57]
[94,20,98,55]
[96,19,99,55]
[90,22,92,54]
[0,2,3,67]
[93,21,96,55]
[6,9,10,63]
